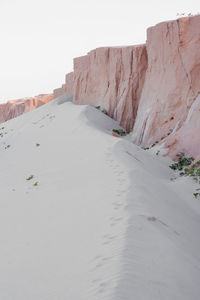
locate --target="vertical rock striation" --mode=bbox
[3,15,198,158]
[51,15,200,158]
[73,46,147,131]
[163,93,200,160]
[53,72,74,98]
[132,16,200,154]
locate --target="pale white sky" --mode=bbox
[0,0,199,102]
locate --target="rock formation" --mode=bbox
[55,15,200,159]
[132,16,200,159]
[1,15,200,160]
[0,94,53,123]
[72,46,147,131]
[164,93,200,160]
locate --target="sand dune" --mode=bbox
[0,94,199,299]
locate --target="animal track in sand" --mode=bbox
[109,216,123,226]
[91,254,111,271]
[102,234,116,245]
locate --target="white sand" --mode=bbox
[0,95,199,299]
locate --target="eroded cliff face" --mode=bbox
[52,15,200,159]
[0,94,53,123]
[163,93,200,160]
[132,16,200,159]
[73,46,147,131]
[3,15,199,159]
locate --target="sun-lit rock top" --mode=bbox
[0,94,53,123]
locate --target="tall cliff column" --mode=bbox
[132,16,200,146]
[73,45,147,131]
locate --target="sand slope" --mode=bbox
[0,95,199,299]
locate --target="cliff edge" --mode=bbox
[55,15,200,159]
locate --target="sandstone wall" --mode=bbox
[132,16,200,156]
[14,14,198,160]
[163,93,200,160]
[0,94,53,123]
[73,46,147,131]
[53,85,66,99]
[52,15,200,159]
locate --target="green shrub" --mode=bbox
[112,129,126,136]
[151,141,159,147]
[26,175,34,181]
[143,141,158,150]
[193,193,199,198]
[95,106,108,115]
[169,153,194,171]
[170,153,200,198]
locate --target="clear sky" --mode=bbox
[0,0,199,102]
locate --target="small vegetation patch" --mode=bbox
[151,141,159,148]
[193,192,200,198]
[26,175,34,181]
[95,106,108,115]
[5,145,11,149]
[183,160,200,182]
[143,141,159,150]
[169,152,195,171]
[36,143,40,147]
[26,175,39,187]
[169,153,200,198]
[112,129,126,136]
[143,129,173,151]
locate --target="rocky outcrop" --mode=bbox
[73,46,147,131]
[53,72,73,98]
[0,94,53,123]
[132,16,200,159]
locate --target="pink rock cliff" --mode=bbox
[2,15,199,160]
[55,15,200,159]
[164,94,200,160]
[0,94,53,123]
[73,46,147,131]
[132,16,200,158]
